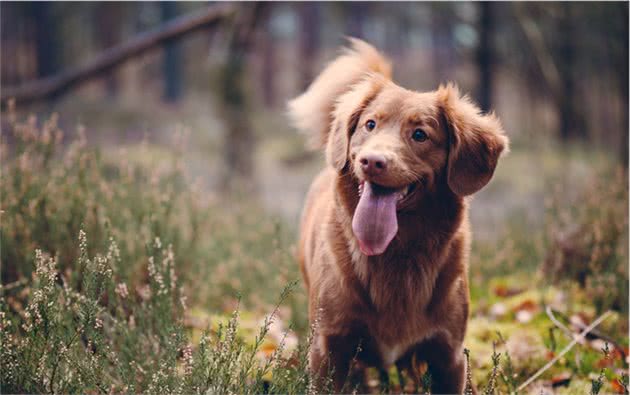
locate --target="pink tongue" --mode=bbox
[352,182,399,256]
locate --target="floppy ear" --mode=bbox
[438,83,509,196]
[326,75,385,172]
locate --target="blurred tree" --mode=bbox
[161,1,183,102]
[219,3,269,191]
[556,3,583,140]
[609,2,629,166]
[431,3,456,83]
[476,2,494,112]
[259,8,276,107]
[298,2,320,91]
[383,5,407,59]
[95,3,123,98]
[343,2,366,39]
[513,3,585,141]
[31,2,59,78]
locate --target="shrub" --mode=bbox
[542,167,629,314]
[1,106,311,393]
[0,230,313,393]
[1,103,306,324]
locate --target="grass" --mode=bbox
[1,105,628,393]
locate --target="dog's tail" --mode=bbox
[287,38,392,149]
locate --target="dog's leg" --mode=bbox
[310,333,363,393]
[379,367,390,393]
[412,336,466,395]
[395,362,406,393]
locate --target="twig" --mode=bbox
[0,278,29,293]
[546,306,625,359]
[516,310,612,392]
[545,306,573,339]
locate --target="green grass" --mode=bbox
[1,106,628,393]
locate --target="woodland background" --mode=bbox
[1,2,628,394]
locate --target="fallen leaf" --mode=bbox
[596,356,613,369]
[494,284,508,297]
[550,372,571,387]
[513,299,537,312]
[611,378,626,394]
[260,342,277,357]
[493,284,524,298]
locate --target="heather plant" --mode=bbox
[0,229,316,394]
[543,167,629,314]
[1,107,314,393]
[1,106,627,394]
[1,103,306,321]
[1,99,194,284]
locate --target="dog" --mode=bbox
[288,39,508,394]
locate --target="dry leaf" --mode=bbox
[550,372,571,387]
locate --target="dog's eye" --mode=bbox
[366,120,376,131]
[412,129,428,142]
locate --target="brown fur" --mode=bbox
[289,39,508,394]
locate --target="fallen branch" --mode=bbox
[517,310,612,392]
[1,4,235,105]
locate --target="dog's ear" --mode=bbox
[327,75,385,172]
[438,83,509,196]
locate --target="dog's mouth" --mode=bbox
[352,180,419,256]
[357,181,418,207]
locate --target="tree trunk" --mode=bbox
[259,12,275,107]
[219,3,269,192]
[477,2,494,112]
[32,3,59,78]
[161,2,183,102]
[615,3,629,166]
[430,3,454,83]
[344,2,365,39]
[557,3,582,141]
[298,2,320,91]
[95,3,122,98]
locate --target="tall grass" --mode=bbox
[1,105,627,393]
[543,167,629,314]
[1,106,311,393]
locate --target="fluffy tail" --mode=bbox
[287,38,392,149]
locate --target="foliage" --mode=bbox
[0,231,314,393]
[1,102,307,325]
[1,109,312,393]
[1,109,628,394]
[543,166,629,314]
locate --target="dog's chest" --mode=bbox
[370,310,434,367]
[380,343,405,367]
[358,258,439,367]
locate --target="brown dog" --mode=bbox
[289,39,508,394]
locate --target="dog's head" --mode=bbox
[289,39,508,256]
[330,77,508,255]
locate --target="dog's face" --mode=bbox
[348,84,449,206]
[328,76,508,255]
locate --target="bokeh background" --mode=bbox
[1,2,628,394]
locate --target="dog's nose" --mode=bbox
[359,153,387,176]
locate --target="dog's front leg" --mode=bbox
[310,333,362,393]
[412,335,468,395]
